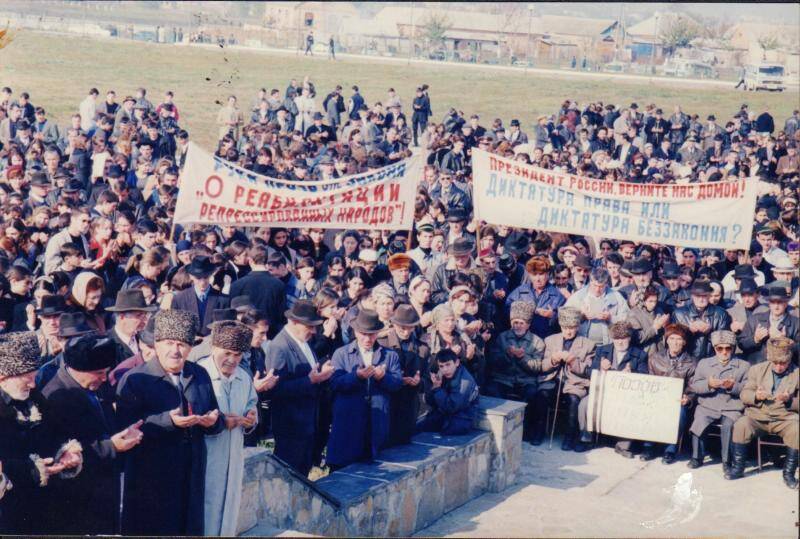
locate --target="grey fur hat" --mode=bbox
[710,330,736,347]
[509,301,535,323]
[154,310,198,345]
[558,307,582,328]
[211,320,253,353]
[0,331,42,377]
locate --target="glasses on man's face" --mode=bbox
[715,346,733,352]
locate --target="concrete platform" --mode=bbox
[415,443,798,537]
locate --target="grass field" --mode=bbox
[2,31,798,150]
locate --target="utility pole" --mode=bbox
[526,3,535,72]
[651,12,660,75]
[408,1,415,65]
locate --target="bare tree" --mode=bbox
[757,34,780,60]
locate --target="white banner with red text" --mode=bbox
[472,149,758,249]
[173,142,421,229]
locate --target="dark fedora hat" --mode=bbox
[689,280,712,296]
[447,207,468,223]
[139,316,156,346]
[390,304,420,327]
[207,308,237,329]
[733,264,756,279]
[498,253,516,272]
[738,278,759,294]
[106,289,158,312]
[30,172,52,188]
[764,286,789,302]
[448,237,474,257]
[350,309,384,334]
[35,295,68,317]
[58,312,96,338]
[629,257,653,274]
[285,300,324,326]
[661,262,680,279]
[230,295,254,312]
[185,255,217,278]
[504,231,530,257]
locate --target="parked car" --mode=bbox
[661,58,719,79]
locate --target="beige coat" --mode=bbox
[542,334,596,397]
[216,105,243,140]
[740,361,799,422]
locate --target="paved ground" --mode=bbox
[415,443,798,537]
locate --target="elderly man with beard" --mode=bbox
[116,310,223,536]
[488,301,547,444]
[543,307,596,452]
[730,337,798,488]
[687,330,750,474]
[199,321,259,536]
[0,332,83,534]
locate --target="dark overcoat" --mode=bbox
[263,328,321,475]
[326,342,402,467]
[170,287,230,337]
[379,329,429,445]
[0,389,77,534]
[116,358,223,536]
[40,365,120,534]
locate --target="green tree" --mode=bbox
[420,12,451,55]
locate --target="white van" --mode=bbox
[743,63,785,91]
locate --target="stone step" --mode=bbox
[240,520,311,537]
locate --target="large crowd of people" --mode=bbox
[0,74,798,535]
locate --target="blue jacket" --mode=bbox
[506,282,565,338]
[326,342,402,467]
[423,364,480,429]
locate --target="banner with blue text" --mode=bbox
[174,142,421,229]
[472,149,757,249]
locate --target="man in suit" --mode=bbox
[229,245,286,338]
[106,289,157,366]
[40,336,144,535]
[263,301,333,476]
[116,310,224,536]
[738,287,799,364]
[170,256,230,337]
[577,321,648,457]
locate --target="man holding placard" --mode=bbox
[576,321,648,457]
